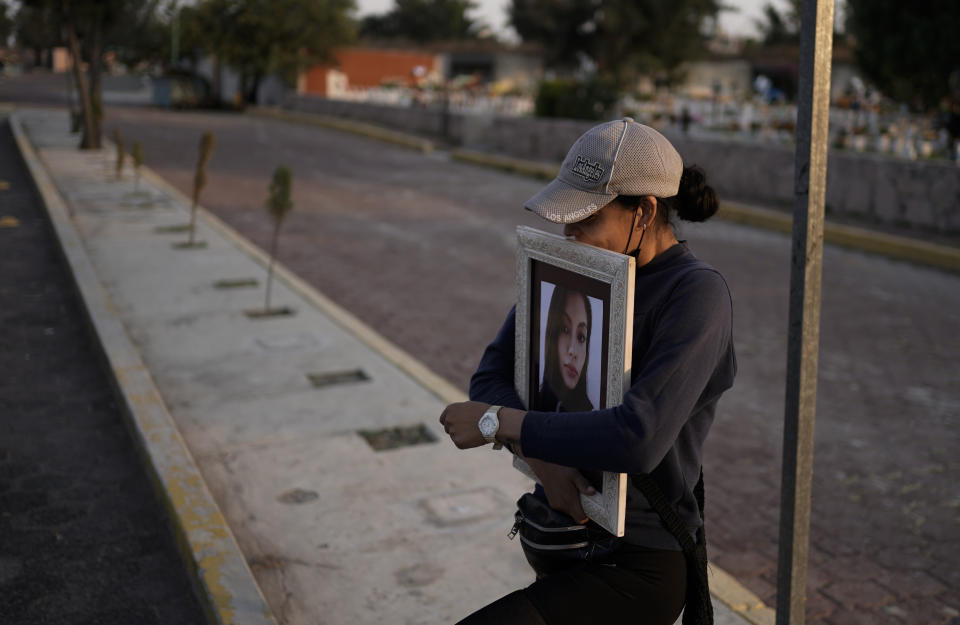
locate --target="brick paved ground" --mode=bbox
[22,103,960,625]
[0,120,210,624]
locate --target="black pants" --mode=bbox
[457,545,686,625]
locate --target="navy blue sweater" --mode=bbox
[469,243,736,549]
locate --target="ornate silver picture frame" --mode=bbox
[513,226,635,536]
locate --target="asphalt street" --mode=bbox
[94,105,960,625]
[0,119,210,624]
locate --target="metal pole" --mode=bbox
[776,1,834,624]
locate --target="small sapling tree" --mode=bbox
[113,128,126,180]
[264,166,293,313]
[131,141,143,192]
[188,132,215,246]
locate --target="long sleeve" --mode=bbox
[468,306,526,410]
[520,268,735,474]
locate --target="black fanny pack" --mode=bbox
[508,492,619,577]
[508,472,714,625]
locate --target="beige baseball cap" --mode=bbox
[524,117,684,224]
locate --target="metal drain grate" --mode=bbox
[307,369,370,388]
[172,241,208,249]
[154,224,191,233]
[244,306,295,319]
[358,424,437,451]
[214,278,259,289]
[276,488,319,504]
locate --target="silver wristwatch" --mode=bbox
[478,405,503,450]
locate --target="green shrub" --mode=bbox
[534,77,620,121]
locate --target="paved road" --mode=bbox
[0,120,210,624]
[98,106,960,625]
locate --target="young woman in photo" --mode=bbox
[539,286,594,413]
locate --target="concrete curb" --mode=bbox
[720,201,960,274]
[10,111,277,625]
[138,156,772,625]
[249,106,435,153]
[452,148,558,180]
[709,567,775,625]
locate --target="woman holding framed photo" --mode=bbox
[440,118,736,625]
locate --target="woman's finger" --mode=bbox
[572,471,597,496]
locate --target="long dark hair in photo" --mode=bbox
[541,286,594,412]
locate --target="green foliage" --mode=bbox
[0,2,14,44]
[12,2,61,51]
[178,0,239,67]
[267,166,294,223]
[19,0,161,61]
[180,0,356,103]
[534,77,619,121]
[509,0,722,91]
[360,0,479,43]
[846,0,960,112]
[19,0,160,149]
[114,7,172,68]
[508,0,595,71]
[753,0,801,46]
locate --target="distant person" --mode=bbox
[681,106,692,134]
[439,117,736,625]
[539,287,593,413]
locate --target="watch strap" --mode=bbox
[480,405,503,450]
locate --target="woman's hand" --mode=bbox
[439,401,489,449]
[526,458,596,523]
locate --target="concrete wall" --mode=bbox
[283,94,960,234]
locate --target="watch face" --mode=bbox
[478,414,496,436]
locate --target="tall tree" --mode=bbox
[178,0,242,102]
[846,0,960,112]
[360,0,479,43]
[0,2,14,45]
[182,0,354,105]
[19,0,160,149]
[753,0,801,46]
[507,0,596,72]
[509,0,722,90]
[13,2,62,67]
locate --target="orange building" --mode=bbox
[300,48,442,96]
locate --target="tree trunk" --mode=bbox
[188,200,198,245]
[212,53,223,104]
[65,21,96,151]
[85,10,104,149]
[247,73,262,105]
[264,219,281,312]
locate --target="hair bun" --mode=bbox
[675,165,718,222]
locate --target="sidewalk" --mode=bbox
[12,108,768,625]
[0,118,209,625]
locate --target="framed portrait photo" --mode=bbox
[513,226,635,537]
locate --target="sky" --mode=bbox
[352,0,795,40]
